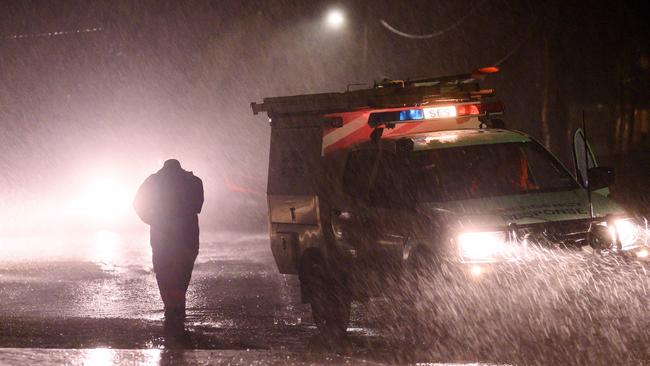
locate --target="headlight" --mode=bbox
[608,218,646,249]
[458,231,507,262]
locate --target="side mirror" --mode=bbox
[587,167,614,190]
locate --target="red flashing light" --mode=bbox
[471,66,500,80]
[456,104,480,116]
[477,66,499,74]
[455,102,504,117]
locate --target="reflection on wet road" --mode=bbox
[0,231,389,364]
[0,348,385,365]
[4,231,650,364]
[0,231,310,342]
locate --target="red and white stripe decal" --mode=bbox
[322,108,480,155]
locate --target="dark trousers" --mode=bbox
[152,244,198,316]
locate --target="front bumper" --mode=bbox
[456,244,650,283]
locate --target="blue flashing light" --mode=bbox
[399,109,424,121]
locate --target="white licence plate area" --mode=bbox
[423,106,457,119]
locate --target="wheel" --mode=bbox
[300,253,351,337]
[311,289,351,337]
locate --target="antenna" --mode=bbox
[583,111,594,218]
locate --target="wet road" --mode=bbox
[0,231,401,365]
[1,232,309,347]
[3,231,650,365]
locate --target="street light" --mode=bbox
[324,7,367,78]
[325,8,345,30]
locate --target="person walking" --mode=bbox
[133,159,204,332]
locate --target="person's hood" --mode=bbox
[156,166,195,178]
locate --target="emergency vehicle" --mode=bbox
[250,68,649,336]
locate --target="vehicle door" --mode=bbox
[573,128,598,187]
[573,128,611,196]
[331,147,415,266]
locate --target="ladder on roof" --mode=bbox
[250,67,499,117]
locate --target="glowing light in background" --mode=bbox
[65,172,137,229]
[470,265,484,277]
[92,230,120,265]
[0,163,155,262]
[81,178,132,221]
[325,8,345,29]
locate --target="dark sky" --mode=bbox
[1,0,648,231]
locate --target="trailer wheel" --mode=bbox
[300,253,351,338]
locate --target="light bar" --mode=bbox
[399,109,424,121]
[455,104,480,116]
[423,106,456,119]
[367,101,504,127]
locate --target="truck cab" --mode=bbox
[251,69,649,336]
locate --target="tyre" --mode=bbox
[300,253,351,337]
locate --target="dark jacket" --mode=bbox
[134,166,204,251]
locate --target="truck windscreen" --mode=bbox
[409,141,580,202]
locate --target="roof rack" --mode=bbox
[251,67,499,117]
